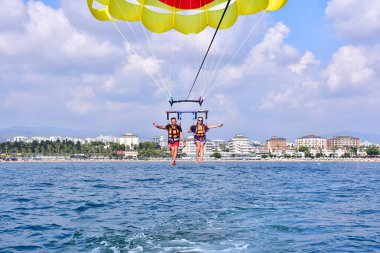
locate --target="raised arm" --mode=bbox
[207,123,224,129]
[153,122,167,130]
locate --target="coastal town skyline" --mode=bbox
[2,126,380,145]
[2,132,379,161]
[5,131,379,150]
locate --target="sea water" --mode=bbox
[0,162,379,253]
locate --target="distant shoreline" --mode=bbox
[1,158,380,163]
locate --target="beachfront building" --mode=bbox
[228,134,252,155]
[327,136,360,149]
[11,136,86,144]
[266,136,287,152]
[125,150,138,159]
[153,135,167,148]
[119,133,140,150]
[210,139,226,151]
[67,137,86,144]
[285,149,297,156]
[320,148,348,158]
[95,135,119,144]
[287,142,296,149]
[296,135,327,149]
[181,136,213,158]
[153,136,160,145]
[252,144,270,156]
[48,136,60,142]
[12,136,29,142]
[252,140,262,146]
[31,136,45,142]
[357,149,368,157]
[361,141,375,147]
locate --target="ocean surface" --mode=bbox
[0,162,379,253]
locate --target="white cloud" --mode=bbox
[0,1,121,69]
[211,20,380,118]
[218,22,299,85]
[208,22,321,111]
[288,51,320,74]
[4,91,33,108]
[0,0,26,31]
[325,0,380,41]
[65,86,96,115]
[324,45,376,91]
[244,22,298,75]
[211,93,239,120]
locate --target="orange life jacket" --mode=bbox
[195,124,206,138]
[168,125,180,141]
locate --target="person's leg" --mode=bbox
[195,142,201,163]
[200,143,205,163]
[172,146,178,165]
[170,146,175,165]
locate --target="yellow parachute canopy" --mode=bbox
[87,0,288,34]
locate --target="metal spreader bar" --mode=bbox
[166,110,208,121]
[169,97,204,107]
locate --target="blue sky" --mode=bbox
[1,0,380,142]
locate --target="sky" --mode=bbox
[1,0,380,142]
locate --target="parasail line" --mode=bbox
[202,0,261,96]
[203,12,266,99]
[201,13,245,97]
[185,0,233,100]
[111,22,171,99]
[113,0,173,98]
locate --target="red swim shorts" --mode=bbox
[169,141,180,149]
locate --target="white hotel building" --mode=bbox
[228,134,252,155]
[210,139,225,151]
[119,133,140,150]
[95,135,119,144]
[296,135,327,149]
[12,136,29,142]
[153,135,167,148]
[181,136,214,158]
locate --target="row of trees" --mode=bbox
[2,140,379,159]
[137,142,169,159]
[0,140,171,159]
[0,140,126,157]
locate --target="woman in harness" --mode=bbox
[188,117,223,163]
[153,117,186,166]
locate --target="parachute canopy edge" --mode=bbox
[88,0,288,34]
[87,0,111,21]
[266,0,288,12]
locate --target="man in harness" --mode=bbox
[153,117,186,166]
[189,117,223,163]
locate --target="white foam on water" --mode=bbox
[110,246,121,253]
[235,243,249,250]
[91,247,101,253]
[127,232,146,241]
[127,245,144,253]
[162,240,216,253]
[171,238,196,244]
[163,246,209,252]
[220,241,249,251]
